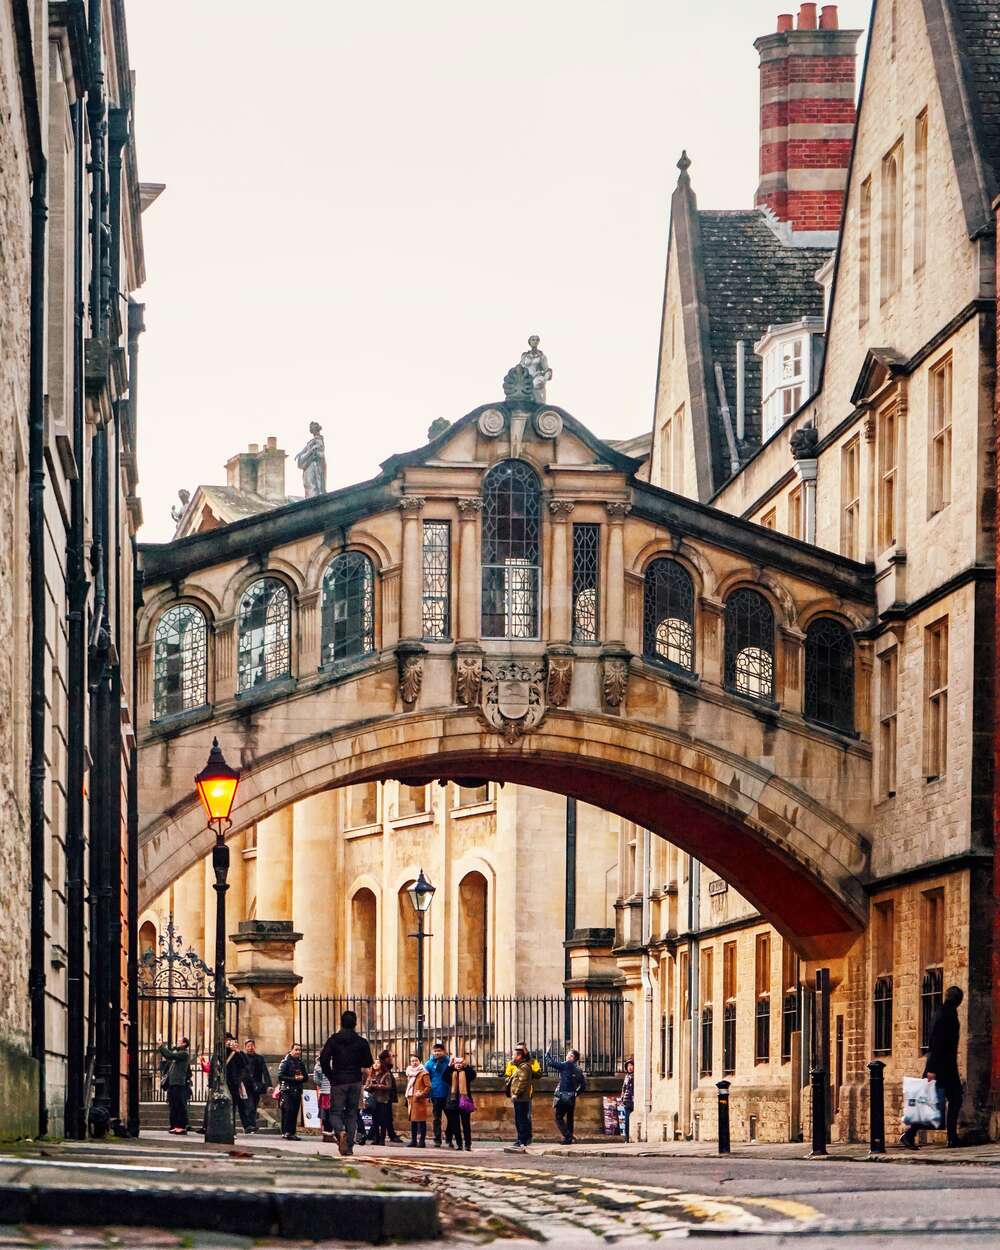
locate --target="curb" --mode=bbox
[0,1181,438,1242]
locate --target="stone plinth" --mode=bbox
[229,920,302,1056]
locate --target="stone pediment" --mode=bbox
[849,347,908,408]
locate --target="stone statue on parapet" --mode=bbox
[295,421,327,497]
[170,488,190,524]
[519,334,552,403]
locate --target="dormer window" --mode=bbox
[755,318,823,442]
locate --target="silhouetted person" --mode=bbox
[320,1009,374,1156]
[901,985,964,1149]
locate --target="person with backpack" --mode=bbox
[404,1051,431,1147]
[158,1035,192,1134]
[545,1047,587,1145]
[276,1042,307,1140]
[444,1051,477,1152]
[319,1009,375,1156]
[619,1058,635,1143]
[503,1043,540,1152]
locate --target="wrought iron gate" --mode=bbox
[137,916,242,1103]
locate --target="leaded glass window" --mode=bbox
[572,523,600,643]
[237,578,291,693]
[722,1002,736,1076]
[724,588,775,701]
[321,552,375,666]
[873,975,893,1055]
[421,521,450,640]
[481,460,541,639]
[643,558,695,671]
[700,1005,714,1076]
[153,604,208,718]
[920,966,943,1053]
[804,617,855,732]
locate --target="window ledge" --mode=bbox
[450,801,495,818]
[318,652,380,680]
[390,812,434,830]
[345,822,382,840]
[147,703,213,737]
[235,675,297,708]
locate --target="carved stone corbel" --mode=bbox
[454,648,484,707]
[397,641,425,709]
[601,650,631,712]
[545,649,573,708]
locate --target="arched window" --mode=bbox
[724,588,775,701]
[351,888,377,998]
[804,617,855,732]
[643,558,695,672]
[237,578,290,693]
[321,551,375,666]
[153,604,208,718]
[397,884,419,996]
[481,460,541,639]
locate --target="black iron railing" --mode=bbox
[295,994,624,1075]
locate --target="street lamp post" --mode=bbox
[194,738,241,1145]
[407,869,436,1058]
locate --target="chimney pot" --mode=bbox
[819,4,838,28]
[777,12,794,31]
[248,442,259,453]
[266,436,277,450]
[797,3,818,29]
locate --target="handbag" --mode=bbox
[458,1094,475,1114]
[901,1076,944,1129]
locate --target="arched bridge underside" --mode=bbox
[139,681,871,959]
[137,392,876,959]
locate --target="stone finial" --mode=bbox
[676,150,692,185]
[427,417,451,442]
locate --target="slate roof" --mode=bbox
[173,485,301,538]
[948,0,1000,197]
[697,211,831,484]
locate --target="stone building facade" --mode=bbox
[640,0,998,1143]
[0,0,151,1139]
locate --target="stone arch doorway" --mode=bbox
[350,888,378,997]
[457,871,488,996]
[139,710,870,960]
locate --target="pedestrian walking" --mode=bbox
[241,1038,271,1133]
[444,1051,477,1152]
[503,1043,540,1153]
[424,1040,452,1147]
[313,1055,334,1141]
[223,1032,253,1133]
[404,1052,431,1147]
[276,1041,307,1140]
[319,1008,374,1156]
[619,1058,635,1143]
[158,1035,192,1134]
[900,985,965,1149]
[366,1050,399,1145]
[545,1047,586,1144]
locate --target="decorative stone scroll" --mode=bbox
[455,651,483,707]
[534,409,563,439]
[397,646,424,707]
[478,408,505,438]
[545,652,573,708]
[601,654,630,711]
[456,497,485,517]
[480,658,546,744]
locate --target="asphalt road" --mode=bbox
[357,1143,1000,1246]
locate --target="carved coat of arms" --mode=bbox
[480,659,546,744]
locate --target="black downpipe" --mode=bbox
[28,167,48,1139]
[65,98,89,1142]
[563,797,577,1037]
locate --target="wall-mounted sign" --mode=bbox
[708,878,728,897]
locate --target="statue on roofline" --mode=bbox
[296,421,327,497]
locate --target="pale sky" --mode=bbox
[128,0,871,542]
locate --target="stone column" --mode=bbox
[399,496,426,642]
[213,619,236,703]
[456,498,483,641]
[229,921,303,1059]
[171,862,204,957]
[548,500,575,644]
[604,502,630,646]
[292,791,338,996]
[256,807,293,920]
[297,589,321,673]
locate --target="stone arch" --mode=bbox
[138,709,869,959]
[797,596,869,634]
[138,917,158,960]
[341,528,392,574]
[456,870,489,996]
[348,882,379,997]
[632,539,712,598]
[716,568,795,629]
[219,561,304,621]
[396,877,419,997]
[137,586,220,648]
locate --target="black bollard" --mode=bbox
[867,1060,886,1154]
[809,1063,828,1156]
[716,1080,731,1154]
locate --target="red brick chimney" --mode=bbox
[755,4,861,233]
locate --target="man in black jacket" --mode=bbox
[242,1038,271,1133]
[277,1042,307,1140]
[320,1010,374,1156]
[901,984,964,1149]
[223,1033,253,1133]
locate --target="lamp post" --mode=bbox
[407,869,436,1057]
[194,737,241,1145]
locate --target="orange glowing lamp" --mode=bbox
[195,738,241,825]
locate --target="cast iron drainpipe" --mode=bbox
[28,166,49,1139]
[993,192,1000,1130]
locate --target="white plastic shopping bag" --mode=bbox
[901,1076,943,1129]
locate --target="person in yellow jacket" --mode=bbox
[503,1043,541,1152]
